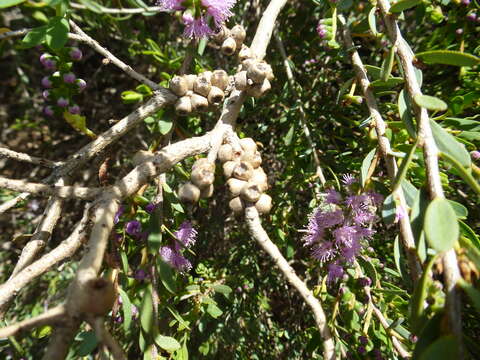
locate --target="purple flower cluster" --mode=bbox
[156,0,237,38]
[39,48,86,118]
[302,175,382,285]
[160,221,198,272]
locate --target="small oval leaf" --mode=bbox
[413,94,447,111]
[430,120,471,169]
[424,198,459,253]
[390,0,422,13]
[416,50,480,67]
[155,335,181,352]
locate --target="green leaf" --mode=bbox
[447,200,467,219]
[419,335,460,360]
[364,65,382,80]
[380,46,395,82]
[382,194,396,225]
[118,288,133,332]
[63,112,96,138]
[398,89,416,138]
[155,335,181,352]
[368,7,379,36]
[430,120,471,168]
[78,0,103,13]
[458,279,480,315]
[206,303,223,319]
[283,124,295,146]
[424,198,459,253]
[0,0,25,8]
[413,313,443,358]
[413,94,447,111]
[159,119,173,135]
[212,284,232,298]
[390,0,422,13]
[157,257,177,294]
[77,331,99,356]
[121,90,144,103]
[416,50,480,67]
[410,188,429,262]
[370,77,404,89]
[21,26,47,48]
[358,256,378,286]
[140,285,153,333]
[45,17,69,50]
[360,148,376,187]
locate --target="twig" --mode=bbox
[0,176,100,199]
[0,206,91,309]
[69,21,160,90]
[0,147,63,168]
[89,317,127,360]
[338,16,422,281]
[377,0,462,350]
[0,28,30,41]
[70,2,163,14]
[0,192,31,214]
[274,32,326,185]
[0,305,66,339]
[245,205,336,360]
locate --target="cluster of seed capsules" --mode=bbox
[40,47,86,117]
[178,138,272,216]
[169,24,274,116]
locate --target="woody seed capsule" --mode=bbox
[246,79,271,98]
[240,182,262,202]
[184,74,197,90]
[221,37,237,56]
[227,178,247,197]
[229,196,244,214]
[212,25,230,44]
[247,62,269,84]
[193,74,212,97]
[238,45,253,62]
[231,25,246,47]
[192,158,215,172]
[233,161,253,181]
[234,71,249,91]
[218,144,234,163]
[255,194,272,214]
[239,138,257,153]
[208,86,225,105]
[251,167,268,191]
[190,94,209,112]
[175,96,193,115]
[178,182,200,203]
[223,160,238,178]
[200,184,214,199]
[191,167,215,188]
[211,70,229,91]
[169,76,188,96]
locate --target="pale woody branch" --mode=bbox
[0,146,63,168]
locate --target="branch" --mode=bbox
[0,192,31,214]
[338,16,422,281]
[245,206,336,360]
[0,176,100,199]
[377,0,462,350]
[0,305,66,339]
[68,21,161,90]
[70,2,163,14]
[89,317,127,360]
[0,205,91,309]
[0,146,62,168]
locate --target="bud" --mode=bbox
[57,97,69,107]
[208,86,225,105]
[175,96,193,116]
[170,76,188,96]
[63,72,76,84]
[221,37,237,56]
[41,76,52,88]
[42,90,50,100]
[43,106,54,117]
[76,79,87,92]
[211,69,229,91]
[193,74,212,97]
[227,178,247,197]
[255,193,272,214]
[68,105,81,115]
[229,196,244,214]
[69,47,83,61]
[233,161,253,181]
[190,94,209,112]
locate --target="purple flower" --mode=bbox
[42,90,50,100]
[43,106,54,117]
[68,105,80,115]
[341,173,357,186]
[471,150,480,160]
[358,346,366,354]
[76,79,87,92]
[333,225,358,246]
[145,203,156,213]
[201,0,236,27]
[359,335,368,345]
[43,58,57,71]
[114,206,125,224]
[327,263,344,284]
[160,245,192,272]
[312,241,336,263]
[69,47,83,61]
[456,28,464,35]
[467,13,477,21]
[134,269,148,281]
[316,23,327,38]
[39,53,50,66]
[126,220,142,236]
[325,188,341,204]
[63,72,76,84]
[394,204,407,223]
[57,97,69,107]
[131,305,139,319]
[174,221,198,248]
[182,14,213,38]
[41,76,52,88]
[358,277,372,288]
[367,192,384,206]
[156,0,184,11]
